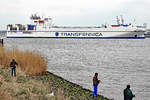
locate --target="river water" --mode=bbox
[4,38,150,100]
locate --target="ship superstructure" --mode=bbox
[6,14,146,39]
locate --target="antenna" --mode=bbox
[120,15,124,25]
[143,23,147,28]
[133,18,136,27]
[116,16,120,25]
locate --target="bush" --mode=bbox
[0,46,47,76]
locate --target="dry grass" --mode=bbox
[0,45,47,76]
[0,67,69,100]
[0,72,14,100]
[0,89,14,100]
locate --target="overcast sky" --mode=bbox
[0,0,150,28]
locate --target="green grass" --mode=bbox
[0,67,110,100]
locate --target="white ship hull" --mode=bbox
[7,27,145,39]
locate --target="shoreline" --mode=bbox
[42,71,111,100]
[0,67,110,100]
[0,45,110,100]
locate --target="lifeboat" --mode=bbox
[39,20,44,23]
[111,25,120,27]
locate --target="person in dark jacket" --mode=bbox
[124,85,135,100]
[92,73,100,98]
[10,59,18,76]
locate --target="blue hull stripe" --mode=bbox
[7,37,145,39]
[7,30,145,32]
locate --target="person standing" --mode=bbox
[124,85,135,100]
[92,73,100,98]
[10,59,18,77]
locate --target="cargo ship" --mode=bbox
[6,14,146,39]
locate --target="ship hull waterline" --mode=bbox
[7,30,145,39]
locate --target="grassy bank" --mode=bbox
[0,67,110,100]
[0,66,68,100]
[0,45,110,100]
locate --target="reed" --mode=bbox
[0,45,47,76]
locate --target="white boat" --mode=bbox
[6,14,146,39]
